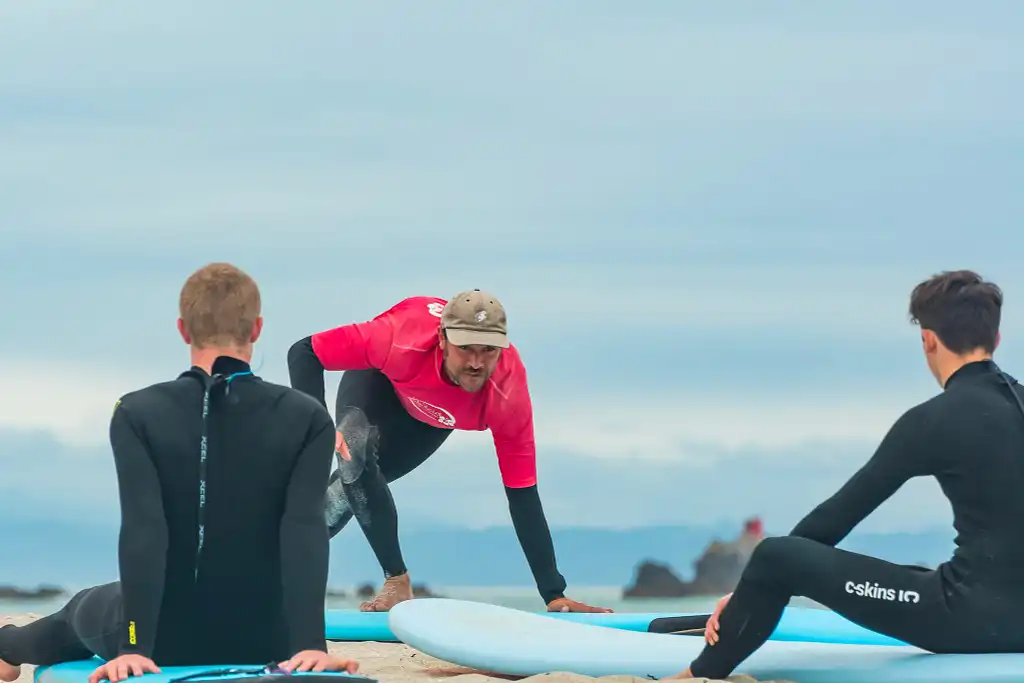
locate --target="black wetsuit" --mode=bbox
[0,356,335,667]
[287,336,568,605]
[688,359,1024,680]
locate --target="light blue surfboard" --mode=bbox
[326,610,395,641]
[324,608,703,641]
[646,608,908,646]
[35,658,374,683]
[325,605,907,646]
[388,598,1024,682]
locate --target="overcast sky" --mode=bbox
[1,1,1022,537]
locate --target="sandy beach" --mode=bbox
[2,613,788,683]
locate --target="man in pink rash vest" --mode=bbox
[287,289,611,613]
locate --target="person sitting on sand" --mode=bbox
[0,263,359,683]
[288,290,611,614]
[668,270,1024,680]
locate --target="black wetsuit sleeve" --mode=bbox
[279,410,335,654]
[109,401,168,658]
[789,407,932,546]
[505,485,567,605]
[287,336,328,409]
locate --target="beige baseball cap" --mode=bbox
[441,289,510,348]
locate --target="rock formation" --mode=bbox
[623,517,765,598]
[352,581,441,599]
[411,583,439,597]
[0,584,65,599]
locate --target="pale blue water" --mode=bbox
[330,585,725,613]
[0,586,822,617]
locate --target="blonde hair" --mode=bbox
[178,262,261,349]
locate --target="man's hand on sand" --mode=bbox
[88,654,161,683]
[546,597,613,613]
[279,650,359,674]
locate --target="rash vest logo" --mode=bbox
[408,397,456,427]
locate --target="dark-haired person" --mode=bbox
[668,270,1024,681]
[0,263,358,683]
[288,290,610,614]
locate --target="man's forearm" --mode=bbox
[110,403,169,657]
[505,485,567,604]
[118,522,168,656]
[281,419,334,654]
[287,336,328,409]
[280,516,329,653]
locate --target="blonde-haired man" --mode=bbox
[0,263,359,683]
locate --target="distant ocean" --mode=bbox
[0,517,951,620]
[0,585,826,618]
[331,585,727,613]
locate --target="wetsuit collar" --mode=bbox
[179,355,255,381]
[944,358,1002,388]
[209,355,253,376]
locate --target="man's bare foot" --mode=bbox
[359,573,414,612]
[0,658,21,682]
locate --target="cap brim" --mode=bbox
[445,328,510,348]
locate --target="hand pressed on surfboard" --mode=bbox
[546,597,613,613]
[87,654,161,683]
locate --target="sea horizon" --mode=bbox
[0,584,827,618]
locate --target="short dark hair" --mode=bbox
[908,270,1002,354]
[179,262,261,348]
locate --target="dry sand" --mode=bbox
[2,614,794,683]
